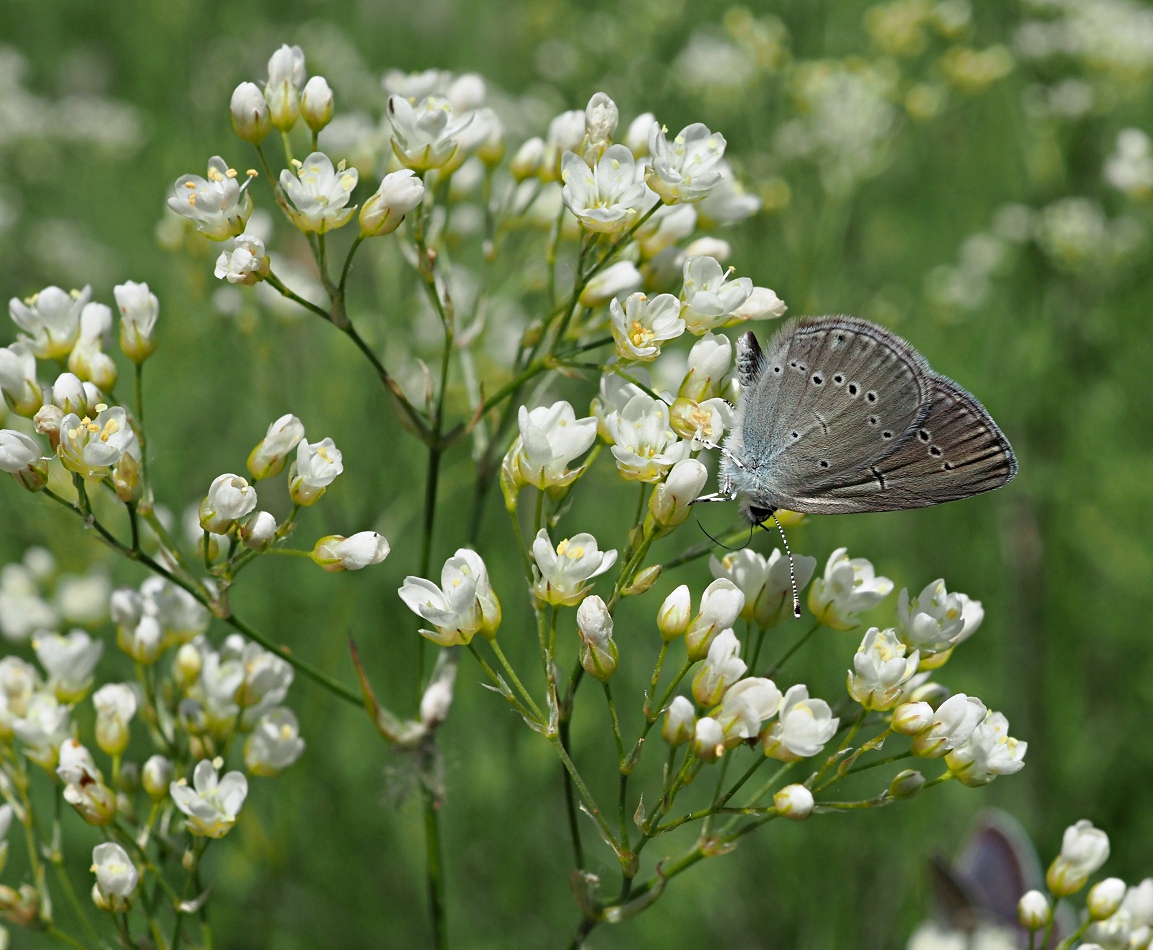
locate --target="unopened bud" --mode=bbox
[142,755,174,801]
[230,82,271,144]
[622,564,660,597]
[174,643,202,690]
[888,769,925,800]
[510,137,545,181]
[241,511,277,552]
[649,458,708,529]
[360,170,425,237]
[300,76,334,132]
[1017,890,1051,930]
[691,716,725,763]
[657,585,692,641]
[773,784,814,821]
[892,701,934,736]
[908,681,951,707]
[1088,877,1126,920]
[661,695,695,747]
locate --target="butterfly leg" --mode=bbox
[689,489,738,505]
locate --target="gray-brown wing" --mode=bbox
[795,374,1016,511]
[734,316,932,512]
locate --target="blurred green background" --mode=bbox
[2,0,1152,946]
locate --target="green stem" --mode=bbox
[134,362,149,490]
[339,234,364,292]
[762,622,822,678]
[422,786,448,950]
[603,682,628,848]
[489,639,544,722]
[47,927,90,950]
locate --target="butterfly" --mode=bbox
[701,316,1017,526]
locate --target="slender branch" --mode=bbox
[422,786,448,950]
[762,621,822,679]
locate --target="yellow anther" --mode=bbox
[225,168,238,178]
[246,169,258,177]
[556,539,569,556]
[212,756,224,769]
[185,181,197,188]
[291,159,303,168]
[95,403,108,413]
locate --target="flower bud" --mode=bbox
[112,451,142,504]
[33,405,63,448]
[142,755,174,801]
[892,701,935,736]
[510,137,545,181]
[579,261,643,308]
[240,511,277,552]
[907,680,951,707]
[1088,877,1126,920]
[624,113,656,156]
[247,414,305,481]
[93,684,137,757]
[1017,890,1051,930]
[230,82,271,145]
[301,76,334,132]
[113,281,159,365]
[360,170,425,237]
[311,532,391,572]
[621,564,660,597]
[174,643,202,691]
[420,680,454,729]
[662,695,695,747]
[685,579,744,661]
[52,373,87,415]
[888,769,926,800]
[649,458,709,529]
[691,716,725,763]
[577,595,617,682]
[657,585,692,641]
[0,429,48,492]
[773,783,814,821]
[199,473,258,533]
[265,44,305,132]
[63,779,117,826]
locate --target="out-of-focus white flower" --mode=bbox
[244,708,305,776]
[230,82,271,144]
[685,578,745,660]
[214,235,270,285]
[0,567,56,642]
[265,44,305,131]
[0,341,42,414]
[561,145,650,234]
[625,112,656,155]
[1087,878,1127,922]
[897,580,983,664]
[648,458,708,529]
[400,549,500,645]
[762,684,839,761]
[697,161,761,225]
[247,413,305,480]
[113,281,159,364]
[1047,819,1110,897]
[280,153,358,234]
[141,577,208,640]
[0,656,40,737]
[603,393,689,482]
[710,548,817,629]
[774,783,814,821]
[1017,890,1051,931]
[678,332,731,403]
[93,683,137,757]
[170,759,248,838]
[580,261,644,308]
[730,286,787,324]
[692,715,726,763]
[55,572,109,627]
[576,595,617,681]
[301,75,334,133]
[647,122,727,204]
[58,406,136,479]
[911,693,987,757]
[847,627,920,711]
[504,401,597,492]
[1121,880,1153,928]
[312,532,390,572]
[57,738,100,785]
[33,630,103,703]
[692,628,746,707]
[610,292,685,362]
[717,677,781,744]
[0,429,48,492]
[360,170,425,237]
[531,529,617,607]
[420,664,456,729]
[387,95,473,172]
[510,136,545,181]
[946,710,1027,786]
[199,473,258,533]
[12,692,71,769]
[453,107,504,167]
[9,285,91,360]
[662,695,695,746]
[166,157,253,241]
[808,547,894,630]
[142,755,174,801]
[91,842,137,911]
[584,92,619,155]
[289,436,343,505]
[679,256,753,335]
[1105,128,1153,198]
[540,110,586,181]
[67,304,117,391]
[636,203,697,259]
[591,370,651,443]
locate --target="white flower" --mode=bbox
[140,577,209,639]
[1105,128,1153,198]
[93,683,137,757]
[576,595,617,681]
[531,529,617,607]
[301,75,334,132]
[541,110,586,180]
[561,145,651,233]
[0,341,41,412]
[1122,880,1153,927]
[847,627,920,711]
[170,759,248,838]
[400,551,494,646]
[945,710,1027,786]
[280,153,359,234]
[610,292,685,362]
[579,261,644,308]
[214,235,269,285]
[91,842,137,909]
[0,566,55,641]
[0,429,47,491]
[244,708,305,776]
[52,373,86,415]
[710,548,817,628]
[808,547,894,630]
[774,783,814,821]
[692,715,726,763]
[230,81,271,144]
[56,572,109,627]
[762,684,839,761]
[625,112,656,155]
[897,580,983,658]
[68,304,117,390]
[506,401,597,491]
[717,677,782,744]
[1047,819,1110,897]
[265,44,305,131]
[584,92,619,153]
[9,285,91,360]
[692,628,747,707]
[360,169,425,237]
[116,607,161,665]
[696,160,761,225]
[113,281,159,363]
[57,738,101,786]
[199,473,258,533]
[166,157,253,241]
[387,94,472,171]
[669,396,733,449]
[685,578,745,660]
[510,136,545,181]
[662,695,696,746]
[911,693,987,757]
[420,665,456,729]
[1017,890,1051,930]
[58,406,136,479]
[657,585,692,642]
[247,413,305,480]
[289,436,343,505]
[731,286,788,324]
[60,739,116,826]
[679,256,753,335]
[13,692,71,768]
[647,122,728,203]
[636,204,698,258]
[33,630,103,703]
[1087,878,1127,921]
[591,370,651,443]
[603,393,689,482]
[241,510,275,550]
[648,457,709,529]
[312,532,391,572]
[0,655,41,714]
[142,755,174,801]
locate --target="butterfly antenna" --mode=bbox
[696,515,753,552]
[769,513,801,619]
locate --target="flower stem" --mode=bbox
[762,621,822,678]
[422,786,449,950]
